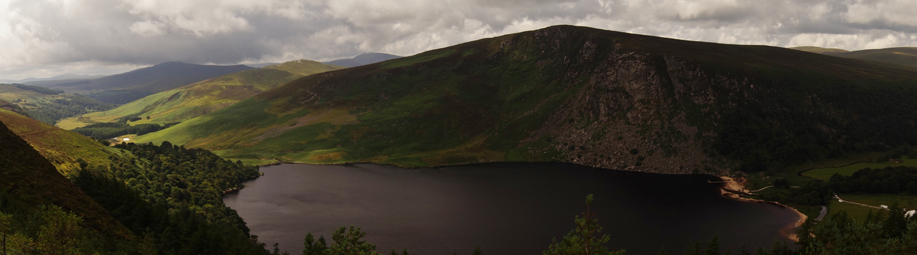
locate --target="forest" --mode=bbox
[71,122,177,140]
[20,93,115,125]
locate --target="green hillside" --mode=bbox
[137,25,917,174]
[58,59,342,129]
[0,115,273,254]
[0,98,27,115]
[0,83,115,125]
[41,62,254,104]
[0,109,116,174]
[0,119,132,239]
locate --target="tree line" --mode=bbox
[71,122,176,140]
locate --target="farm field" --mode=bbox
[829,194,917,222]
[803,156,917,181]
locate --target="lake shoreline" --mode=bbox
[718,176,807,242]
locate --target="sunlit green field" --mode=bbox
[803,156,917,181]
[829,194,917,222]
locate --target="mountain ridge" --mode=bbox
[794,46,917,68]
[137,25,917,174]
[57,59,342,128]
[43,62,254,104]
[324,52,401,68]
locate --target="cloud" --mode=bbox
[2,0,917,80]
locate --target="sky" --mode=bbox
[2,0,917,80]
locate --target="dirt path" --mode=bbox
[833,194,885,210]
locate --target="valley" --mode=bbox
[6,23,917,254]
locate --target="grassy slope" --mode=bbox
[0,109,115,175]
[46,62,255,104]
[829,194,917,222]
[0,84,115,125]
[137,25,917,171]
[0,120,131,238]
[59,60,342,128]
[803,156,917,181]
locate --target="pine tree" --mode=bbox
[705,235,720,255]
[543,194,625,255]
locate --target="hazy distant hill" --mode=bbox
[794,46,917,68]
[791,46,849,55]
[58,59,342,129]
[42,62,254,104]
[245,62,281,68]
[19,73,108,84]
[137,25,917,174]
[0,83,115,125]
[324,52,401,67]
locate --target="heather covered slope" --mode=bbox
[137,25,917,174]
[0,109,115,174]
[0,120,131,238]
[58,59,342,128]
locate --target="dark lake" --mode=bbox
[223,163,799,255]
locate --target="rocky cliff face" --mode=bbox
[518,28,728,174]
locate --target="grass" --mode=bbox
[131,25,917,171]
[829,194,917,222]
[55,60,342,129]
[803,156,917,181]
[0,109,115,175]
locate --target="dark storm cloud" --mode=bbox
[2,0,917,80]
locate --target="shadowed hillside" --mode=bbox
[137,25,917,174]
[0,109,115,174]
[0,119,131,239]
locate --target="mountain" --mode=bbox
[791,46,849,55]
[246,62,281,68]
[0,109,116,174]
[0,119,131,238]
[136,25,917,174]
[0,83,115,125]
[57,59,342,128]
[43,62,254,104]
[19,73,108,84]
[324,52,401,67]
[794,46,917,68]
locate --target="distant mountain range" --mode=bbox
[0,83,115,125]
[58,59,342,129]
[793,46,917,68]
[136,25,917,174]
[14,74,109,84]
[36,62,254,104]
[324,53,401,67]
